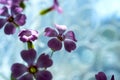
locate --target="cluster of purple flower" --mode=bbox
[10,23,77,80]
[0,0,77,80]
[0,0,115,80]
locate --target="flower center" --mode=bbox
[25,31,32,37]
[57,35,64,41]
[28,66,38,74]
[7,16,14,22]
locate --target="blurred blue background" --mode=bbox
[0,0,120,80]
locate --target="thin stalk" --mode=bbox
[27,41,34,49]
[50,50,55,57]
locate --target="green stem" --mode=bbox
[10,74,16,80]
[27,41,34,49]
[13,21,19,27]
[20,1,26,9]
[50,50,55,57]
[40,7,53,15]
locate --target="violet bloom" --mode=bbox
[11,49,53,80]
[18,29,38,42]
[0,6,26,34]
[45,24,77,52]
[95,72,114,80]
[52,0,62,13]
[40,0,62,15]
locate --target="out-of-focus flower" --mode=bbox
[18,29,38,42]
[11,49,53,80]
[0,6,26,35]
[52,0,62,13]
[0,0,27,9]
[95,72,115,80]
[40,0,62,15]
[44,24,77,52]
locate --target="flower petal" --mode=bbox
[21,49,36,65]
[36,53,53,68]
[44,27,58,37]
[54,0,59,6]
[95,72,107,80]
[54,24,67,34]
[53,0,63,13]
[19,29,38,37]
[65,31,77,42]
[11,63,27,78]
[0,6,9,16]
[14,14,26,26]
[48,38,62,51]
[19,37,28,42]
[0,19,6,29]
[36,70,52,80]
[12,0,22,5]
[4,23,16,35]
[0,0,8,4]
[19,74,33,80]
[55,6,63,13]
[11,5,23,15]
[111,75,114,80]
[64,40,76,52]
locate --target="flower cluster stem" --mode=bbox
[10,74,16,80]
[40,7,53,15]
[27,41,34,49]
[13,21,19,27]
[50,50,55,57]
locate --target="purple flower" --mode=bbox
[95,72,115,80]
[11,49,53,80]
[18,29,38,42]
[40,0,62,15]
[44,24,77,52]
[52,0,63,13]
[0,6,26,34]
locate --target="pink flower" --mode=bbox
[18,29,38,42]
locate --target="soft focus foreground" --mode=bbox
[0,0,120,80]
